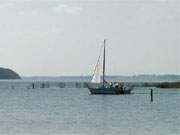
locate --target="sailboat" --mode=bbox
[87,40,132,94]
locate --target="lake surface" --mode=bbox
[0,80,179,135]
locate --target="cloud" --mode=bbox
[0,1,38,17]
[18,10,38,16]
[53,4,82,15]
[0,2,13,9]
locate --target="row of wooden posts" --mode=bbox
[31,82,88,89]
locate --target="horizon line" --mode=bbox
[21,74,180,78]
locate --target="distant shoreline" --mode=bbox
[1,75,179,88]
[21,75,180,83]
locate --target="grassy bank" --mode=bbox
[129,82,180,88]
[155,82,180,88]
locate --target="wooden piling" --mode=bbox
[151,89,153,102]
[59,82,65,88]
[32,83,35,89]
[41,83,45,88]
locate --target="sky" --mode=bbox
[0,0,179,76]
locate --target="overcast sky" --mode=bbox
[0,0,179,76]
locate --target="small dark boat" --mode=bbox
[87,40,132,95]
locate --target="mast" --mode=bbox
[103,39,106,87]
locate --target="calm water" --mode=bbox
[0,80,179,135]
